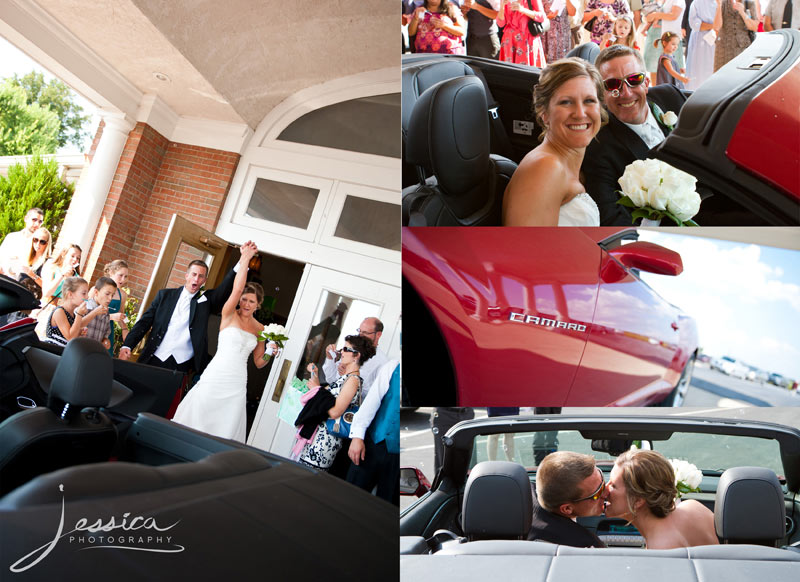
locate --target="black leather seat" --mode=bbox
[0,338,117,496]
[566,42,600,64]
[403,76,517,226]
[462,460,533,541]
[715,466,786,546]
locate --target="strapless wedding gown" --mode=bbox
[172,326,256,442]
[558,192,600,226]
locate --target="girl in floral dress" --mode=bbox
[409,0,467,54]
[498,0,548,67]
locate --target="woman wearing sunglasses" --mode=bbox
[298,334,376,471]
[605,449,718,549]
[503,57,607,226]
[0,227,52,291]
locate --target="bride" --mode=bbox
[503,58,607,226]
[604,449,719,549]
[172,241,276,442]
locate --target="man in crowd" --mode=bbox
[528,451,607,547]
[764,0,799,30]
[582,45,688,225]
[347,359,401,505]
[462,0,501,59]
[0,207,45,270]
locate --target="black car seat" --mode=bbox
[461,460,533,541]
[566,42,601,64]
[403,76,518,226]
[715,466,786,546]
[0,338,116,496]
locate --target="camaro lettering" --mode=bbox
[508,312,586,332]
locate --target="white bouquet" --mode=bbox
[258,323,289,361]
[616,159,701,226]
[670,458,703,498]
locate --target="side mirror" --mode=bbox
[400,467,431,497]
[606,241,683,277]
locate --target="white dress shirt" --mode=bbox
[154,287,196,364]
[322,347,389,399]
[348,360,400,441]
[622,106,665,149]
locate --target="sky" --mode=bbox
[0,36,99,154]
[636,230,800,380]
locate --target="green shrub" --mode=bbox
[0,155,74,239]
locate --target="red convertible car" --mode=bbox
[402,228,698,406]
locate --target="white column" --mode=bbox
[57,112,135,262]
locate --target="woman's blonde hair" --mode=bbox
[615,449,677,519]
[533,57,609,141]
[104,259,129,276]
[27,227,52,268]
[52,244,82,274]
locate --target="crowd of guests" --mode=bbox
[403,0,799,91]
[0,207,130,350]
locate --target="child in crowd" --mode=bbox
[104,259,130,353]
[655,31,689,88]
[600,15,640,51]
[82,277,117,350]
[45,276,103,347]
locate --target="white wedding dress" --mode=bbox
[172,326,256,443]
[558,192,600,226]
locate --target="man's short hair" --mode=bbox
[536,451,597,512]
[372,317,384,333]
[27,207,44,217]
[187,259,209,275]
[595,44,646,75]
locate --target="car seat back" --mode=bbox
[461,460,533,541]
[715,466,786,546]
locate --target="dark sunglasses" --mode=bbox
[571,468,606,503]
[32,238,49,245]
[338,346,360,356]
[602,72,646,93]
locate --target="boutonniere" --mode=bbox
[196,286,205,299]
[660,110,678,129]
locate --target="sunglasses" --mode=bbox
[602,72,647,93]
[571,468,606,503]
[337,346,360,356]
[32,238,49,245]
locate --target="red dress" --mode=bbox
[498,2,546,67]
[414,12,465,55]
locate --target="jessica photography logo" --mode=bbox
[10,484,184,574]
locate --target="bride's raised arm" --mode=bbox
[502,154,568,226]
[221,242,257,319]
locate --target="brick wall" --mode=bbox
[85,122,240,304]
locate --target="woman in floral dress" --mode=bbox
[498,0,548,67]
[542,0,576,63]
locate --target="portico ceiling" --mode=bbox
[1,0,396,130]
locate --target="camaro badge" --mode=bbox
[509,312,587,332]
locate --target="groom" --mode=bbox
[119,243,252,374]
[582,45,688,226]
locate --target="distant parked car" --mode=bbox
[716,356,749,379]
[747,368,769,383]
[769,373,793,389]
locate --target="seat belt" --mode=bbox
[470,65,515,160]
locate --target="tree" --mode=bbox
[0,80,60,155]
[10,72,90,150]
[0,156,74,240]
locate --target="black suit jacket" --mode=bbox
[123,268,237,372]
[527,484,606,548]
[582,85,689,226]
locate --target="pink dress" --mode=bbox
[414,12,465,54]
[499,2,547,67]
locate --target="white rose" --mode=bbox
[645,180,669,210]
[671,459,702,489]
[662,111,678,126]
[618,160,651,207]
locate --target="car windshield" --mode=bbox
[468,429,787,492]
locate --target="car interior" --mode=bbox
[400,420,800,573]
[401,31,799,227]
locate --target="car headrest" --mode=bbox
[406,76,492,219]
[462,461,533,540]
[715,467,785,546]
[566,42,600,64]
[48,338,113,410]
[401,59,476,136]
